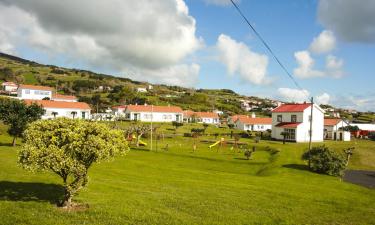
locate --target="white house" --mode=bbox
[1,82,18,93]
[271,103,325,142]
[234,116,272,131]
[324,118,351,141]
[112,105,127,117]
[52,94,78,102]
[24,99,91,119]
[136,87,147,93]
[17,84,53,100]
[183,111,220,124]
[123,105,183,122]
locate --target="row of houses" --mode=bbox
[2,82,91,119]
[2,82,367,143]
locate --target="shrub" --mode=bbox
[302,145,347,177]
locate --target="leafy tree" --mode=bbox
[202,123,209,134]
[0,67,15,81]
[302,145,347,177]
[125,124,150,147]
[227,124,235,129]
[172,121,183,131]
[71,111,77,119]
[0,98,44,146]
[343,125,359,132]
[19,118,129,207]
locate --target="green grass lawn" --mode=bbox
[0,123,374,224]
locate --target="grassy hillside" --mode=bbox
[0,122,374,224]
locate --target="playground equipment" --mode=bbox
[138,139,147,146]
[129,134,147,146]
[209,137,225,149]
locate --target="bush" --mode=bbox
[302,145,347,177]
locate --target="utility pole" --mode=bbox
[308,97,314,167]
[150,105,153,151]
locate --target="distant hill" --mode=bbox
[0,52,374,121]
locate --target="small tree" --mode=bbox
[19,118,129,207]
[202,123,209,134]
[0,98,44,146]
[280,131,287,144]
[125,124,150,147]
[52,111,58,118]
[172,121,183,131]
[71,111,77,119]
[244,149,252,160]
[302,145,347,177]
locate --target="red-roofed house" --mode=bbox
[324,118,350,141]
[271,103,325,142]
[17,84,54,100]
[183,111,220,124]
[234,115,272,131]
[122,104,183,122]
[1,82,18,93]
[24,99,91,119]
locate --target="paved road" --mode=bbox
[343,170,375,188]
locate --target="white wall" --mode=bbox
[235,120,271,131]
[271,105,324,142]
[3,85,17,92]
[42,107,91,119]
[125,110,183,122]
[198,117,219,124]
[18,88,52,100]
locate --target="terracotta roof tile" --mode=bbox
[272,103,311,112]
[126,105,183,113]
[19,84,54,91]
[275,122,302,128]
[324,118,341,126]
[24,100,91,110]
[237,117,272,125]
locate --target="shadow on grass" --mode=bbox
[282,164,310,171]
[0,181,64,204]
[0,141,13,147]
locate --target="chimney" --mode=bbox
[251,112,256,118]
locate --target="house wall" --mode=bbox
[17,88,52,100]
[4,85,17,92]
[198,117,219,124]
[271,105,324,142]
[235,120,271,131]
[42,107,91,119]
[125,110,183,122]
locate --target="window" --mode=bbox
[24,89,30,94]
[291,115,297,122]
[277,115,282,122]
[82,111,86,119]
[283,129,296,140]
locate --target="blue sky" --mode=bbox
[0,0,374,111]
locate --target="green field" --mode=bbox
[0,122,374,225]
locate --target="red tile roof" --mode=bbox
[112,105,127,109]
[324,118,341,126]
[237,117,272,125]
[126,105,183,113]
[24,100,91,110]
[230,114,249,122]
[19,84,54,91]
[52,94,77,100]
[275,122,302,128]
[272,103,311,112]
[1,82,17,86]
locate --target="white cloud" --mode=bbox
[204,0,239,6]
[325,55,344,78]
[216,34,270,85]
[330,94,375,112]
[127,63,200,87]
[315,93,330,105]
[0,0,202,86]
[318,0,375,43]
[309,30,336,54]
[277,88,310,103]
[293,51,324,78]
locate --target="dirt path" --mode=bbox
[343,170,375,188]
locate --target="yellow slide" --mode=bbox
[209,140,221,149]
[138,139,147,146]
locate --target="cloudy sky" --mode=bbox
[0,0,374,111]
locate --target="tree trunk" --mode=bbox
[12,136,16,146]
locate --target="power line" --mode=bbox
[229,0,304,91]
